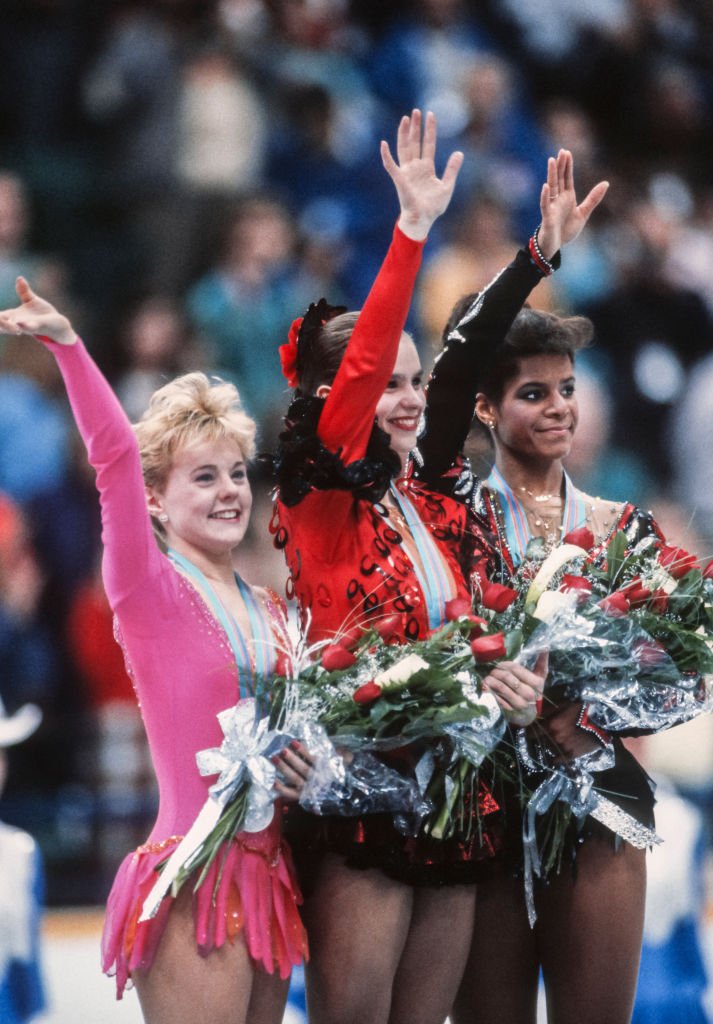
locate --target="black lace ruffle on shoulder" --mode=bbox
[273,395,401,508]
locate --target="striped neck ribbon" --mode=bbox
[484,466,588,567]
[168,548,275,704]
[389,482,455,630]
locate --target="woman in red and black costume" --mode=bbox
[417,150,670,1024]
[271,111,546,1024]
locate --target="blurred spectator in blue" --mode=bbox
[663,184,713,319]
[489,0,631,69]
[630,766,711,1024]
[265,80,389,303]
[564,367,655,508]
[0,173,68,314]
[80,0,184,298]
[0,697,46,1024]
[0,364,69,506]
[186,195,302,448]
[0,495,54,714]
[247,0,389,304]
[244,0,377,131]
[367,0,497,127]
[443,54,549,237]
[584,189,713,490]
[540,99,616,310]
[479,0,713,174]
[114,295,203,422]
[670,348,713,553]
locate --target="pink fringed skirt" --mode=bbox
[101,816,308,998]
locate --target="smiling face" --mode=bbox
[481,353,578,466]
[148,436,253,559]
[375,334,426,470]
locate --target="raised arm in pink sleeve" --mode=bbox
[317,224,425,462]
[46,338,162,615]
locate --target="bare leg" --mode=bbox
[538,838,646,1024]
[390,884,476,1024]
[453,840,646,1024]
[132,885,289,1024]
[246,971,292,1024]
[302,854,414,1024]
[452,869,539,1024]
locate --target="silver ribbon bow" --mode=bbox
[140,699,280,922]
[518,733,660,927]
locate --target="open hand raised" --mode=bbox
[537,149,609,260]
[0,277,75,346]
[381,109,463,242]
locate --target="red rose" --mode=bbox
[598,592,630,617]
[466,615,489,637]
[648,589,670,614]
[353,680,382,704]
[374,613,403,643]
[335,624,365,650]
[278,316,302,388]
[703,560,713,580]
[563,527,595,550]
[471,632,507,663]
[628,586,652,607]
[445,597,473,621]
[634,640,668,668]
[559,574,593,595]
[658,544,698,579]
[481,582,519,613]
[321,644,357,671]
[620,578,652,607]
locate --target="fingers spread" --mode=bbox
[16,276,35,303]
[547,154,558,194]
[380,139,398,178]
[441,150,464,192]
[561,148,574,192]
[579,180,610,222]
[421,109,436,160]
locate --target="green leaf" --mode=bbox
[606,531,627,584]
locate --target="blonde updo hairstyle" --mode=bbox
[134,373,256,531]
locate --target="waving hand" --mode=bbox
[0,277,76,346]
[537,149,609,260]
[381,109,463,242]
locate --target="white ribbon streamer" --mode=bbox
[140,700,280,921]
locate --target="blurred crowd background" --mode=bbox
[2,0,713,1016]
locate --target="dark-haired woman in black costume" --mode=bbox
[416,151,667,1024]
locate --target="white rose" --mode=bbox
[533,589,578,622]
[525,543,589,607]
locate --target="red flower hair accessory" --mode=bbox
[279,317,303,388]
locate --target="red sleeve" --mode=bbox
[318,224,425,462]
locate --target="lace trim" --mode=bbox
[272,395,401,507]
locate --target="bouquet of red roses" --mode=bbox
[488,527,713,734]
[268,614,515,841]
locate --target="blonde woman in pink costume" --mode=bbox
[0,283,312,1023]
